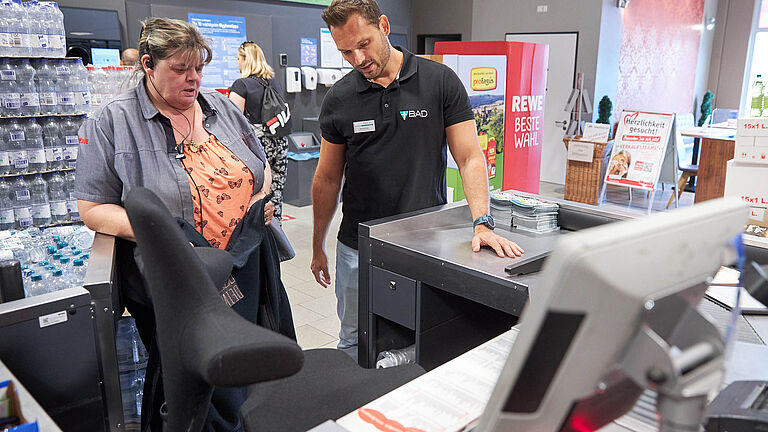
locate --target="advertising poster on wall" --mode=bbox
[443,55,506,198]
[188,13,246,88]
[301,37,317,66]
[320,28,342,68]
[604,110,674,190]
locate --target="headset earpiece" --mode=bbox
[146,57,154,70]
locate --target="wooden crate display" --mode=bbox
[563,136,611,205]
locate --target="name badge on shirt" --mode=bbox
[353,120,376,134]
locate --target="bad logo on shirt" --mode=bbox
[400,110,428,120]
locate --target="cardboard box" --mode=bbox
[737,117,768,137]
[0,380,38,432]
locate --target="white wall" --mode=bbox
[470,0,621,116]
[707,0,760,111]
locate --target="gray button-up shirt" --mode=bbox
[76,79,267,229]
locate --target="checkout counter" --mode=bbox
[357,195,768,370]
[0,233,124,431]
[1,194,767,431]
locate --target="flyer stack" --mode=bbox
[510,195,559,233]
[490,191,560,233]
[490,191,515,228]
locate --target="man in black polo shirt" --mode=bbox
[311,0,524,361]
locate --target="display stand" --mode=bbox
[599,110,676,215]
[561,72,592,136]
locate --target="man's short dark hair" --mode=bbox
[321,0,382,28]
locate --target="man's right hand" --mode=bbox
[311,251,332,288]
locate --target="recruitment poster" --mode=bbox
[188,13,246,88]
[604,110,674,191]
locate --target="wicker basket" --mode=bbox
[563,136,612,205]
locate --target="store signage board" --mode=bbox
[581,122,610,143]
[301,37,317,66]
[443,55,507,193]
[188,13,246,88]
[567,140,594,162]
[604,110,674,191]
[320,28,342,68]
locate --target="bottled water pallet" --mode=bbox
[2,167,74,177]
[0,56,83,60]
[0,113,88,119]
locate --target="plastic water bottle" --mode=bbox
[48,171,68,223]
[54,59,74,115]
[375,345,416,369]
[61,116,79,168]
[71,258,86,286]
[29,174,50,226]
[68,226,94,250]
[41,117,63,170]
[0,179,14,231]
[0,2,11,57]
[7,0,29,57]
[46,2,65,58]
[22,1,42,57]
[31,1,48,56]
[63,170,78,221]
[6,118,28,174]
[24,119,46,173]
[11,176,31,229]
[49,268,68,291]
[33,59,57,115]
[0,58,21,116]
[751,75,764,118]
[16,59,39,116]
[25,273,44,297]
[71,59,91,113]
[0,121,10,175]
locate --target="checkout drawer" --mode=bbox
[370,266,417,330]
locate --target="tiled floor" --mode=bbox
[279,202,343,350]
[279,180,696,351]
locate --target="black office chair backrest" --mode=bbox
[124,187,304,432]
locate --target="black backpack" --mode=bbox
[251,76,292,138]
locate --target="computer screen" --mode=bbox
[91,48,120,67]
[476,198,747,432]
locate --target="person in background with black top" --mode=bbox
[230,42,289,220]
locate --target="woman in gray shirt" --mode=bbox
[75,17,294,431]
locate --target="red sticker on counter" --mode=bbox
[357,408,426,432]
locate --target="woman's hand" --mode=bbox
[264,201,275,226]
[248,191,275,225]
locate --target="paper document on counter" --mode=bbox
[336,328,519,432]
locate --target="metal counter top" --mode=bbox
[359,198,640,315]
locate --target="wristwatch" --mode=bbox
[473,214,495,231]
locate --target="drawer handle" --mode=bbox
[389,281,397,291]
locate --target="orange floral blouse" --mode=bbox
[182,135,255,249]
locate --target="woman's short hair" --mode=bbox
[238,42,274,79]
[321,0,382,28]
[137,17,213,77]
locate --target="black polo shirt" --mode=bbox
[320,47,474,250]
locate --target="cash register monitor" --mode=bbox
[475,199,747,432]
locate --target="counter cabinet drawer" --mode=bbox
[370,266,417,330]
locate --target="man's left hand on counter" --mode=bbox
[472,226,525,258]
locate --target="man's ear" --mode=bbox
[378,14,390,36]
